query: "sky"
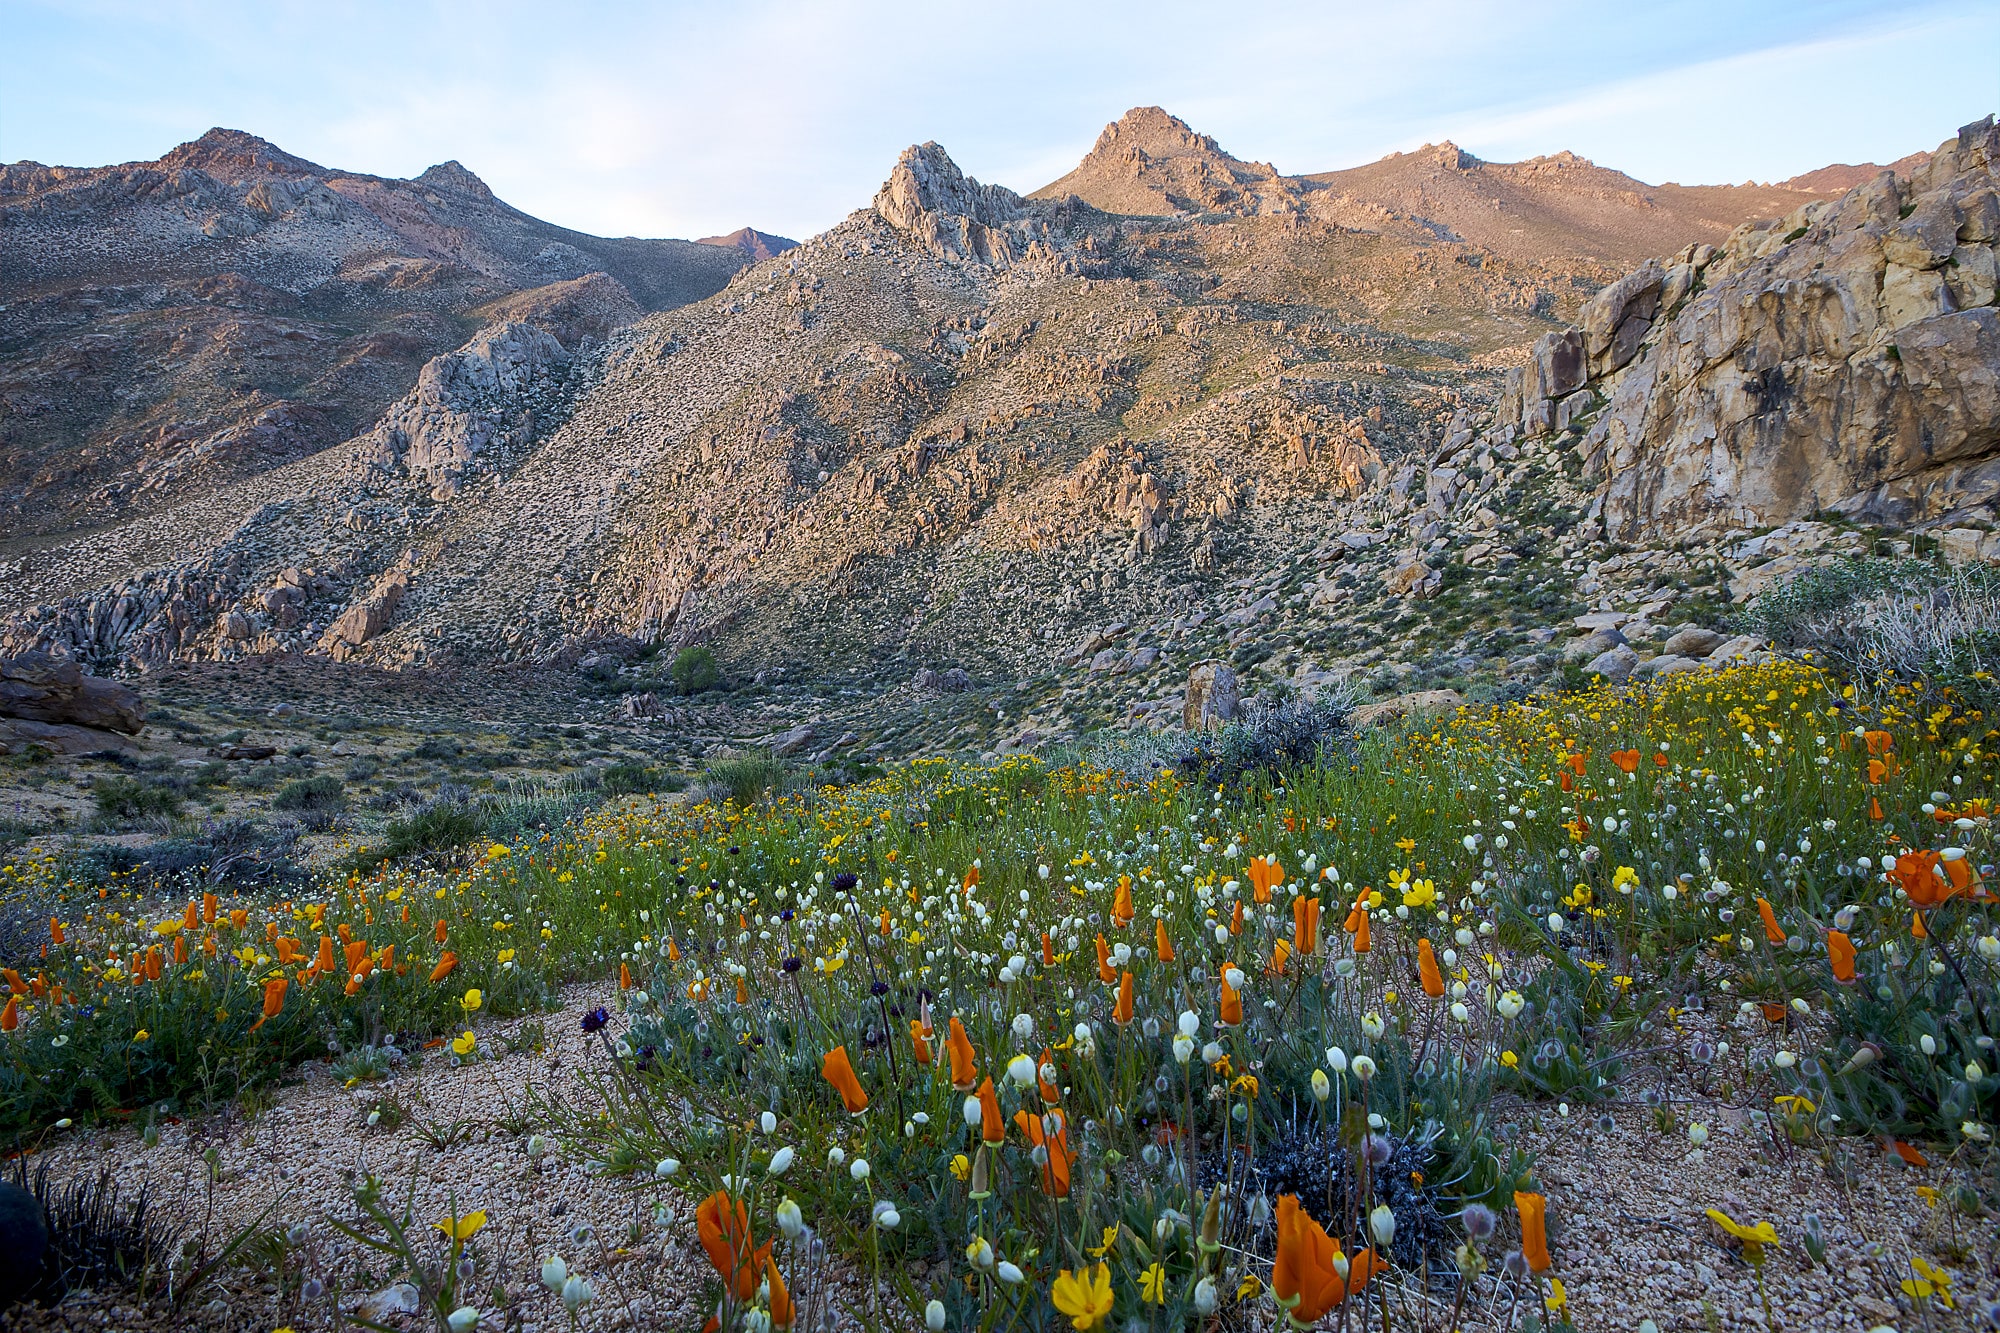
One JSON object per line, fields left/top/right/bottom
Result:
{"left": 5, "top": 0, "right": 1997, "bottom": 242}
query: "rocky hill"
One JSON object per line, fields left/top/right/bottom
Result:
{"left": 698, "top": 228, "right": 800, "bottom": 262}
{"left": 0, "top": 129, "right": 751, "bottom": 541}
{"left": 6, "top": 110, "right": 1993, "bottom": 762}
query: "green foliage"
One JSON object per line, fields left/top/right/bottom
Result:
{"left": 704, "top": 754, "right": 785, "bottom": 805}
{"left": 91, "top": 775, "right": 182, "bottom": 821}
{"left": 601, "top": 761, "right": 675, "bottom": 795}
{"left": 1745, "top": 556, "right": 2000, "bottom": 711}
{"left": 669, "top": 645, "right": 722, "bottom": 694}
{"left": 270, "top": 774, "right": 345, "bottom": 812}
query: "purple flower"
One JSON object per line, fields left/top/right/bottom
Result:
{"left": 581, "top": 1007, "right": 611, "bottom": 1033}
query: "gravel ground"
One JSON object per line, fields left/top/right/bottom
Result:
{"left": 5, "top": 984, "right": 1994, "bottom": 1332}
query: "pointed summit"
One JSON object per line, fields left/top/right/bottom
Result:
{"left": 873, "top": 142, "right": 1046, "bottom": 269}
{"left": 1031, "top": 107, "right": 1296, "bottom": 217}
{"left": 159, "top": 128, "right": 325, "bottom": 180}
{"left": 417, "top": 160, "right": 494, "bottom": 200}
{"left": 696, "top": 227, "right": 799, "bottom": 261}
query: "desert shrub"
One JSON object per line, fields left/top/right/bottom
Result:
{"left": 270, "top": 774, "right": 344, "bottom": 812}
{"left": 10, "top": 1163, "right": 182, "bottom": 1300}
{"left": 91, "top": 775, "right": 182, "bottom": 821}
{"left": 601, "top": 760, "right": 676, "bottom": 795}
{"left": 704, "top": 754, "right": 784, "bottom": 805}
{"left": 669, "top": 645, "right": 721, "bottom": 694}
{"left": 1176, "top": 690, "right": 1356, "bottom": 788}
{"left": 1745, "top": 557, "right": 2000, "bottom": 710}
{"left": 367, "top": 801, "right": 486, "bottom": 865}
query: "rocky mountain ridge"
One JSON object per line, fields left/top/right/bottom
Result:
{"left": 6, "top": 110, "right": 1993, "bottom": 761}
{"left": 1, "top": 128, "right": 752, "bottom": 539}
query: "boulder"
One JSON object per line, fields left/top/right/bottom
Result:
{"left": 1635, "top": 654, "right": 1702, "bottom": 678}
{"left": 1562, "top": 629, "right": 1625, "bottom": 662}
{"left": 769, "top": 725, "right": 816, "bottom": 758}
{"left": 0, "top": 717, "right": 138, "bottom": 755}
{"left": 1183, "top": 661, "right": 1241, "bottom": 732}
{"left": 0, "top": 1179, "right": 48, "bottom": 1307}
{"left": 1706, "top": 634, "right": 1770, "bottom": 663}
{"left": 0, "top": 651, "right": 144, "bottom": 734}
{"left": 1662, "top": 626, "right": 1725, "bottom": 657}
{"left": 1585, "top": 644, "right": 1640, "bottom": 683}
{"left": 1350, "top": 689, "right": 1464, "bottom": 730}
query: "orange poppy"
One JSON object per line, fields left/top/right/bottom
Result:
{"left": 1609, "top": 748, "right": 1639, "bottom": 774}
{"left": 820, "top": 1046, "right": 868, "bottom": 1114}
{"left": 766, "top": 1255, "right": 794, "bottom": 1329}
{"left": 145, "top": 946, "right": 162, "bottom": 981}
{"left": 435, "top": 919, "right": 448, "bottom": 944}
{"left": 1013, "top": 1106, "right": 1074, "bottom": 1197}
{"left": 1565, "top": 752, "right": 1587, "bottom": 775}
{"left": 1273, "top": 1194, "right": 1381, "bottom": 1320}
{"left": 202, "top": 893, "right": 218, "bottom": 924}
{"left": 1268, "top": 938, "right": 1293, "bottom": 976}
{"left": 947, "top": 1016, "right": 978, "bottom": 1091}
{"left": 1095, "top": 934, "right": 1115, "bottom": 984}
{"left": 978, "top": 1076, "right": 1005, "bottom": 1146}
{"left": 1112, "top": 875, "right": 1134, "bottom": 926}
{"left": 1826, "top": 930, "right": 1855, "bottom": 983}
{"left": 1892, "top": 850, "right": 1950, "bottom": 906}
{"left": 695, "top": 1191, "right": 769, "bottom": 1300}
{"left": 429, "top": 952, "right": 458, "bottom": 984}
{"left": 1042, "top": 931, "right": 1056, "bottom": 966}
{"left": 910, "top": 1018, "right": 933, "bottom": 1066}
{"left": 1515, "top": 1191, "right": 1551, "bottom": 1272}
{"left": 1155, "top": 918, "right": 1175, "bottom": 963}
{"left": 182, "top": 901, "right": 200, "bottom": 932}
{"left": 1219, "top": 977, "right": 1243, "bottom": 1026}
{"left": 620, "top": 962, "right": 634, "bottom": 990}
{"left": 1248, "top": 856, "right": 1284, "bottom": 903}
{"left": 48, "top": 918, "right": 63, "bottom": 946}
{"left": 1293, "top": 895, "right": 1320, "bottom": 956}
{"left": 1756, "top": 898, "right": 1785, "bottom": 945}
{"left": 1417, "top": 938, "right": 1444, "bottom": 998}
{"left": 1867, "top": 758, "right": 1888, "bottom": 785}
{"left": 1863, "top": 729, "right": 1894, "bottom": 755}
{"left": 1112, "top": 971, "right": 1135, "bottom": 1026}
{"left": 1886, "top": 1139, "right": 1929, "bottom": 1167}
{"left": 1347, "top": 891, "right": 1372, "bottom": 953}
{"left": 1559, "top": 770, "right": 1575, "bottom": 793}
{"left": 0, "top": 996, "right": 16, "bottom": 1032}
{"left": 1652, "top": 752, "right": 1670, "bottom": 768}
{"left": 1869, "top": 797, "right": 1885, "bottom": 821}
{"left": 249, "top": 976, "right": 288, "bottom": 1032}
{"left": 1229, "top": 900, "right": 1244, "bottom": 936}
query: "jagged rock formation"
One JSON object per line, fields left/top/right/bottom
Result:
{"left": 0, "top": 129, "right": 754, "bottom": 536}
{"left": 872, "top": 143, "right": 1064, "bottom": 271}
{"left": 1450, "top": 116, "right": 2000, "bottom": 545}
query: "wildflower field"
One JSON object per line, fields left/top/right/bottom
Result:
{"left": 5, "top": 660, "right": 1998, "bottom": 1330}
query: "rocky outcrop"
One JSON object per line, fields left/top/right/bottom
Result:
{"left": 353, "top": 321, "right": 578, "bottom": 499}
{"left": 1470, "top": 116, "right": 2000, "bottom": 546}
{"left": 1184, "top": 660, "right": 1241, "bottom": 731}
{"left": 322, "top": 560, "right": 413, "bottom": 657}
{"left": 0, "top": 652, "right": 143, "bottom": 733}
{"left": 872, "top": 143, "right": 1061, "bottom": 271}
{"left": 1030, "top": 107, "right": 1300, "bottom": 217}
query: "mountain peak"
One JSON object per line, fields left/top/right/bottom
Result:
{"left": 874, "top": 142, "right": 1026, "bottom": 232}
{"left": 696, "top": 227, "right": 799, "bottom": 261}
{"left": 417, "top": 160, "right": 493, "bottom": 199}
{"left": 159, "top": 127, "right": 325, "bottom": 180}
{"left": 1032, "top": 107, "right": 1290, "bottom": 216}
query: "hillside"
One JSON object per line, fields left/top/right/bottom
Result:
{"left": 6, "top": 111, "right": 1994, "bottom": 766}
{"left": 0, "top": 129, "right": 751, "bottom": 541}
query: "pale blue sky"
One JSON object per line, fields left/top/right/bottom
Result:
{"left": 5, "top": 1, "right": 1996, "bottom": 241}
